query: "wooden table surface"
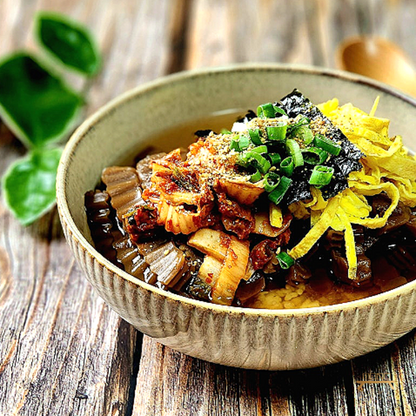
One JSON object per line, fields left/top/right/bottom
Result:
{"left": 2, "top": 0, "right": 416, "bottom": 415}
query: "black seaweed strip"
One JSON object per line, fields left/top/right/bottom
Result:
{"left": 277, "top": 89, "right": 364, "bottom": 204}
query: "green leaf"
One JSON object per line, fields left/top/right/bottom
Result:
{"left": 35, "top": 12, "right": 101, "bottom": 76}
{"left": 0, "top": 53, "right": 83, "bottom": 148}
{"left": 2, "top": 148, "right": 63, "bottom": 225}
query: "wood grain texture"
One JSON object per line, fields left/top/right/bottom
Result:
{"left": 0, "top": 172, "right": 136, "bottom": 416}
{"left": 393, "top": 332, "right": 416, "bottom": 415}
{"left": 133, "top": 0, "right": 416, "bottom": 415}
{"left": 351, "top": 342, "right": 404, "bottom": 416}
{"left": 2, "top": 0, "right": 416, "bottom": 415}
{"left": 134, "top": 336, "right": 352, "bottom": 416}
{"left": 0, "top": 0, "right": 174, "bottom": 415}
{"left": 185, "top": 0, "right": 314, "bottom": 69}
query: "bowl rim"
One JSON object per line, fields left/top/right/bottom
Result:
{"left": 57, "top": 62, "right": 416, "bottom": 317}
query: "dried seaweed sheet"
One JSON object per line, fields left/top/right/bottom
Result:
{"left": 277, "top": 89, "right": 363, "bottom": 205}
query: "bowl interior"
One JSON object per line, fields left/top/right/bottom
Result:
{"left": 59, "top": 64, "right": 416, "bottom": 290}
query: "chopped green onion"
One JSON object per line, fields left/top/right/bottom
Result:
{"left": 286, "top": 139, "right": 304, "bottom": 167}
{"left": 267, "top": 153, "right": 282, "bottom": 166}
{"left": 221, "top": 128, "right": 232, "bottom": 134}
{"left": 309, "top": 165, "right": 334, "bottom": 186}
{"left": 280, "top": 156, "right": 294, "bottom": 176}
{"left": 288, "top": 116, "right": 309, "bottom": 138}
{"left": 237, "top": 153, "right": 249, "bottom": 167}
{"left": 302, "top": 147, "right": 328, "bottom": 165}
{"left": 250, "top": 169, "right": 262, "bottom": 182}
{"left": 257, "top": 103, "right": 287, "bottom": 118}
{"left": 274, "top": 107, "right": 287, "bottom": 117}
{"left": 229, "top": 134, "right": 250, "bottom": 152}
{"left": 266, "top": 124, "right": 287, "bottom": 142}
{"left": 248, "top": 128, "right": 262, "bottom": 145}
{"left": 230, "top": 138, "right": 240, "bottom": 151}
{"left": 263, "top": 172, "right": 280, "bottom": 193}
{"left": 238, "top": 134, "right": 250, "bottom": 151}
{"left": 268, "top": 153, "right": 282, "bottom": 166}
{"left": 296, "top": 116, "right": 309, "bottom": 125}
{"left": 313, "top": 134, "right": 342, "bottom": 156}
{"left": 268, "top": 176, "right": 292, "bottom": 204}
{"left": 239, "top": 151, "right": 271, "bottom": 173}
{"left": 296, "top": 125, "right": 314, "bottom": 145}
{"left": 257, "top": 103, "right": 275, "bottom": 118}
{"left": 251, "top": 145, "right": 268, "bottom": 154}
{"left": 276, "top": 251, "right": 295, "bottom": 269}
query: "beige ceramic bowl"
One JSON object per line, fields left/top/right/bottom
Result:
{"left": 57, "top": 64, "right": 416, "bottom": 370}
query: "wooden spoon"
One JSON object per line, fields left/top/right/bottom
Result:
{"left": 337, "top": 36, "right": 416, "bottom": 97}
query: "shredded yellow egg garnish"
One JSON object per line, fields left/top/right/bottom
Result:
{"left": 287, "top": 97, "right": 416, "bottom": 280}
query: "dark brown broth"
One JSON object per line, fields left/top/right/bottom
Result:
{"left": 118, "top": 110, "right": 244, "bottom": 166}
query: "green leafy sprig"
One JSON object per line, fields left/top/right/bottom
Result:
{"left": 0, "top": 12, "right": 101, "bottom": 225}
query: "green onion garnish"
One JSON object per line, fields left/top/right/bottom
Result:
{"left": 257, "top": 103, "right": 287, "bottom": 118}
{"left": 274, "top": 107, "right": 287, "bottom": 117}
{"left": 230, "top": 134, "right": 250, "bottom": 152}
{"left": 302, "top": 147, "right": 328, "bottom": 165}
{"left": 237, "top": 153, "right": 249, "bottom": 167}
{"left": 251, "top": 145, "right": 268, "bottom": 154}
{"left": 239, "top": 151, "right": 271, "bottom": 174}
{"left": 238, "top": 134, "right": 250, "bottom": 151}
{"left": 280, "top": 156, "right": 294, "bottom": 176}
{"left": 250, "top": 169, "right": 262, "bottom": 183}
{"left": 248, "top": 128, "right": 262, "bottom": 145}
{"left": 288, "top": 116, "right": 309, "bottom": 138}
{"left": 266, "top": 124, "right": 287, "bottom": 142}
{"left": 286, "top": 139, "right": 304, "bottom": 167}
{"left": 309, "top": 165, "right": 334, "bottom": 186}
{"left": 313, "top": 134, "right": 342, "bottom": 156}
{"left": 276, "top": 251, "right": 295, "bottom": 269}
{"left": 296, "top": 125, "right": 314, "bottom": 145}
{"left": 263, "top": 172, "right": 280, "bottom": 193}
{"left": 268, "top": 153, "right": 282, "bottom": 166}
{"left": 230, "top": 138, "right": 240, "bottom": 151}
{"left": 221, "top": 128, "right": 232, "bottom": 134}
{"left": 268, "top": 176, "right": 292, "bottom": 204}
{"left": 257, "top": 103, "right": 276, "bottom": 118}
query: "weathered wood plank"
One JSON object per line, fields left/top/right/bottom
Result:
{"left": 393, "top": 332, "right": 416, "bottom": 415}
{"left": 185, "top": 0, "right": 314, "bottom": 69}
{"left": 133, "top": 336, "right": 352, "bottom": 416}
{"left": 348, "top": 330, "right": 416, "bottom": 416}
{"left": 350, "top": 342, "right": 404, "bottom": 416}
{"left": 166, "top": 0, "right": 193, "bottom": 74}
{"left": 86, "top": 0, "right": 175, "bottom": 113}
{"left": 395, "top": 0, "right": 416, "bottom": 61}
{"left": 0, "top": 169, "right": 137, "bottom": 415}
{"left": 0, "top": 0, "right": 175, "bottom": 415}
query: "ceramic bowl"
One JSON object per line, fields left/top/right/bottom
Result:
{"left": 56, "top": 64, "right": 416, "bottom": 370}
